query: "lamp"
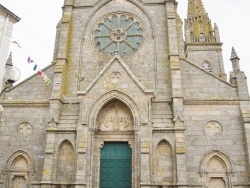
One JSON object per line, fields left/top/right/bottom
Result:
{"left": 0, "top": 66, "right": 21, "bottom": 97}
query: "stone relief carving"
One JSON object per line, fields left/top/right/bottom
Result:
{"left": 110, "top": 72, "right": 122, "bottom": 84}
{"left": 17, "top": 123, "right": 32, "bottom": 139}
{"left": 204, "top": 121, "right": 222, "bottom": 139}
{"left": 97, "top": 100, "right": 133, "bottom": 131}
{"left": 48, "top": 117, "right": 59, "bottom": 128}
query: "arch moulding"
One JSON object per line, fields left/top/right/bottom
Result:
{"left": 78, "top": 0, "right": 155, "bottom": 40}
{"left": 4, "top": 149, "right": 34, "bottom": 176}
{"left": 199, "top": 149, "right": 235, "bottom": 177}
{"left": 88, "top": 90, "right": 141, "bottom": 130}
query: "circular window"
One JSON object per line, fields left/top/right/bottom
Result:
{"left": 93, "top": 13, "right": 145, "bottom": 58}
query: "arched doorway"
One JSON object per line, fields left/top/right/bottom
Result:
{"left": 90, "top": 99, "right": 136, "bottom": 187}
{"left": 200, "top": 150, "right": 234, "bottom": 187}
{"left": 100, "top": 142, "right": 132, "bottom": 188}
{"left": 5, "top": 151, "right": 33, "bottom": 188}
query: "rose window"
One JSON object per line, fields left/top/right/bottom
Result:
{"left": 93, "top": 13, "right": 145, "bottom": 58}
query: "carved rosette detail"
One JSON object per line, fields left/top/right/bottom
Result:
{"left": 204, "top": 121, "right": 222, "bottom": 139}
{"left": 17, "top": 123, "right": 33, "bottom": 139}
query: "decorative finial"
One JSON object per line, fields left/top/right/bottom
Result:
{"left": 230, "top": 47, "right": 240, "bottom": 60}
{"left": 6, "top": 52, "right": 13, "bottom": 67}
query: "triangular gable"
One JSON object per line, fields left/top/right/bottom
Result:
{"left": 78, "top": 55, "right": 154, "bottom": 95}
{"left": 180, "top": 59, "right": 238, "bottom": 100}
{"left": 2, "top": 63, "right": 55, "bottom": 102}
{"left": 181, "top": 58, "right": 233, "bottom": 86}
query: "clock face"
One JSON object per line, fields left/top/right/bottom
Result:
{"left": 93, "top": 13, "right": 145, "bottom": 58}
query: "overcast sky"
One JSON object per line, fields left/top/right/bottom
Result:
{"left": 1, "top": 0, "right": 250, "bottom": 90}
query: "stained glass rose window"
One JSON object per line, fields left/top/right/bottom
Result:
{"left": 93, "top": 13, "right": 145, "bottom": 58}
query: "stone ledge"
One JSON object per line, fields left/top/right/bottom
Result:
{"left": 0, "top": 100, "right": 50, "bottom": 107}
{"left": 184, "top": 100, "right": 242, "bottom": 105}
{"left": 46, "top": 128, "right": 76, "bottom": 133}
{"left": 153, "top": 127, "right": 185, "bottom": 132}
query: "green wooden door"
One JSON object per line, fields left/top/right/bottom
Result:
{"left": 100, "top": 142, "right": 132, "bottom": 188}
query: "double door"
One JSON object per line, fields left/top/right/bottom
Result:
{"left": 100, "top": 142, "right": 132, "bottom": 188}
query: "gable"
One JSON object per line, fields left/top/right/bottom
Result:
{"left": 2, "top": 64, "right": 55, "bottom": 102}
{"left": 78, "top": 55, "right": 153, "bottom": 95}
{"left": 77, "top": 55, "right": 153, "bottom": 125}
{"left": 180, "top": 59, "right": 238, "bottom": 100}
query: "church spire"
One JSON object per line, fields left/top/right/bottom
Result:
{"left": 184, "top": 0, "right": 226, "bottom": 80}
{"left": 186, "top": 0, "right": 213, "bottom": 37}
{"left": 188, "top": 0, "right": 206, "bottom": 18}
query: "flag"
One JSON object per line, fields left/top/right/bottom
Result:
{"left": 43, "top": 75, "right": 49, "bottom": 82}
{"left": 45, "top": 79, "right": 52, "bottom": 86}
{"left": 27, "top": 57, "right": 34, "bottom": 64}
{"left": 33, "top": 64, "right": 37, "bottom": 71}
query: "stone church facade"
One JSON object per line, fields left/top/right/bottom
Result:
{"left": 0, "top": 0, "right": 250, "bottom": 187}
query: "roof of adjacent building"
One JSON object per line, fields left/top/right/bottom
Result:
{"left": 0, "top": 4, "right": 20, "bottom": 23}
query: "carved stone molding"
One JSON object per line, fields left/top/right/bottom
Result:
{"left": 204, "top": 121, "right": 222, "bottom": 139}
{"left": 17, "top": 123, "right": 33, "bottom": 140}
{"left": 97, "top": 100, "right": 133, "bottom": 131}
{"left": 110, "top": 71, "right": 122, "bottom": 84}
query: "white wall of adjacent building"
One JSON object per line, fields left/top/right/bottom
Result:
{"left": 0, "top": 5, "right": 20, "bottom": 91}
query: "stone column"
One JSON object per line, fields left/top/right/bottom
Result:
{"left": 41, "top": 121, "right": 57, "bottom": 186}
{"left": 171, "top": 57, "right": 187, "bottom": 188}
{"left": 241, "top": 110, "right": 250, "bottom": 178}
{"left": 140, "top": 126, "right": 152, "bottom": 187}
{"left": 49, "top": 2, "right": 74, "bottom": 121}
{"left": 175, "top": 131, "right": 187, "bottom": 187}
{"left": 165, "top": 2, "right": 187, "bottom": 187}
{"left": 74, "top": 124, "right": 88, "bottom": 188}
{"left": 134, "top": 127, "right": 140, "bottom": 188}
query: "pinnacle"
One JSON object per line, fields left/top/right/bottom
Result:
{"left": 230, "top": 47, "right": 240, "bottom": 60}
{"left": 5, "top": 52, "right": 13, "bottom": 67}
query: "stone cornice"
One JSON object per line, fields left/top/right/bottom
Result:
{"left": 183, "top": 99, "right": 250, "bottom": 105}
{"left": 0, "top": 100, "right": 50, "bottom": 107}
{"left": 153, "top": 127, "right": 185, "bottom": 132}
{"left": 46, "top": 128, "right": 76, "bottom": 133}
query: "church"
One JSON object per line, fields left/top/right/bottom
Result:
{"left": 0, "top": 0, "right": 250, "bottom": 187}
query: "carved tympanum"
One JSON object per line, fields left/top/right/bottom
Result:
{"left": 97, "top": 100, "right": 133, "bottom": 131}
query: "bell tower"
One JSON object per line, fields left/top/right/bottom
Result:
{"left": 185, "top": 0, "right": 227, "bottom": 80}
